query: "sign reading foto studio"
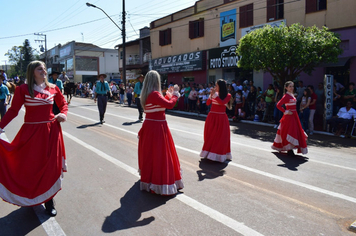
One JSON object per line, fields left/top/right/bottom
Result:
{"left": 151, "top": 51, "right": 203, "bottom": 73}
{"left": 209, "top": 46, "right": 239, "bottom": 69}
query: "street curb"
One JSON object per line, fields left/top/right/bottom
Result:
{"left": 350, "top": 220, "right": 356, "bottom": 232}
{"left": 115, "top": 101, "right": 339, "bottom": 137}
{"left": 166, "top": 110, "right": 338, "bottom": 136}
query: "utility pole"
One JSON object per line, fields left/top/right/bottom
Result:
{"left": 34, "top": 33, "right": 47, "bottom": 65}
{"left": 86, "top": 1, "right": 126, "bottom": 86}
{"left": 122, "top": 0, "right": 126, "bottom": 86}
{"left": 2, "top": 60, "right": 7, "bottom": 73}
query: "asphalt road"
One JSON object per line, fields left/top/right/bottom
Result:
{"left": 1, "top": 97, "right": 355, "bottom": 236}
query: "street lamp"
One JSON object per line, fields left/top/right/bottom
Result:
{"left": 86, "top": 2, "right": 126, "bottom": 86}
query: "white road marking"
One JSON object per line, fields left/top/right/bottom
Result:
{"left": 68, "top": 110, "right": 356, "bottom": 204}
{"left": 63, "top": 131, "right": 264, "bottom": 236}
{"left": 172, "top": 126, "right": 356, "bottom": 172}
{"left": 33, "top": 205, "right": 66, "bottom": 236}
{"left": 0, "top": 132, "right": 66, "bottom": 236}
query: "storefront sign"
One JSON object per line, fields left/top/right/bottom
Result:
{"left": 209, "top": 46, "right": 239, "bottom": 69}
{"left": 324, "top": 74, "right": 333, "bottom": 122}
{"left": 241, "top": 19, "right": 286, "bottom": 37}
{"left": 220, "top": 9, "right": 236, "bottom": 47}
{"left": 60, "top": 45, "right": 72, "bottom": 57}
{"left": 151, "top": 51, "right": 203, "bottom": 73}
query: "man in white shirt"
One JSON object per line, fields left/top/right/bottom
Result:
{"left": 327, "top": 101, "right": 356, "bottom": 135}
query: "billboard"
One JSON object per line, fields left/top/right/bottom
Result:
{"left": 220, "top": 9, "right": 236, "bottom": 47}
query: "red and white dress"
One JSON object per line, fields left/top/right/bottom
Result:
{"left": 0, "top": 83, "right": 68, "bottom": 206}
{"left": 200, "top": 93, "right": 232, "bottom": 162}
{"left": 138, "top": 91, "right": 183, "bottom": 195}
{"left": 271, "top": 92, "right": 308, "bottom": 154}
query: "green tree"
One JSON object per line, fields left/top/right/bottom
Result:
{"left": 5, "top": 39, "right": 37, "bottom": 77}
{"left": 236, "top": 23, "right": 343, "bottom": 86}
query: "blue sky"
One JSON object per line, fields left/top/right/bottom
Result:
{"left": 0, "top": 0, "right": 196, "bottom": 66}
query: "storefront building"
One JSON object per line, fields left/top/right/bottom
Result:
{"left": 45, "top": 41, "right": 118, "bottom": 83}
{"left": 151, "top": 50, "right": 207, "bottom": 86}
{"left": 150, "top": 0, "right": 356, "bottom": 90}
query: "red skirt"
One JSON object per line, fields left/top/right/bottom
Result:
{"left": 271, "top": 113, "right": 308, "bottom": 154}
{"left": 138, "top": 119, "right": 183, "bottom": 195}
{"left": 0, "top": 120, "right": 66, "bottom": 206}
{"left": 200, "top": 112, "right": 232, "bottom": 162}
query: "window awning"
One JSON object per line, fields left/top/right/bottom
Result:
{"left": 319, "top": 57, "right": 352, "bottom": 67}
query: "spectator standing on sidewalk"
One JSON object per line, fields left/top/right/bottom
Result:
{"left": 134, "top": 74, "right": 144, "bottom": 120}
{"left": 184, "top": 82, "right": 191, "bottom": 112}
{"left": 0, "top": 75, "right": 11, "bottom": 119}
{"left": 273, "top": 86, "right": 283, "bottom": 128}
{"left": 262, "top": 84, "right": 275, "bottom": 122}
{"left": 296, "top": 80, "right": 306, "bottom": 112}
{"left": 94, "top": 74, "right": 112, "bottom": 124}
{"left": 126, "top": 86, "right": 133, "bottom": 106}
{"left": 119, "top": 83, "right": 125, "bottom": 105}
{"left": 299, "top": 88, "right": 311, "bottom": 131}
{"left": 111, "top": 82, "right": 118, "bottom": 101}
{"left": 307, "top": 85, "right": 317, "bottom": 135}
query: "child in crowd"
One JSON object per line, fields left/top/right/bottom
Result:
{"left": 256, "top": 97, "right": 266, "bottom": 121}
{"left": 234, "top": 90, "right": 244, "bottom": 117}
{"left": 200, "top": 90, "right": 207, "bottom": 114}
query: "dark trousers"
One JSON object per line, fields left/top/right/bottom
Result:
{"left": 0, "top": 99, "right": 7, "bottom": 119}
{"left": 97, "top": 95, "right": 108, "bottom": 121}
{"left": 298, "top": 108, "right": 310, "bottom": 131}
{"left": 127, "top": 93, "right": 132, "bottom": 106}
{"left": 135, "top": 97, "right": 143, "bottom": 119}
{"left": 327, "top": 117, "right": 353, "bottom": 132}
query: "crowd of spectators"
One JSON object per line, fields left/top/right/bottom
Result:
{"left": 72, "top": 77, "right": 356, "bottom": 137}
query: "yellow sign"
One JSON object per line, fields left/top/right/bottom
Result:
{"left": 222, "top": 22, "right": 235, "bottom": 38}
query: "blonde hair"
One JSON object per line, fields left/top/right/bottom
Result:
{"left": 284, "top": 81, "right": 294, "bottom": 94}
{"left": 26, "top": 60, "right": 52, "bottom": 98}
{"left": 140, "top": 70, "right": 161, "bottom": 108}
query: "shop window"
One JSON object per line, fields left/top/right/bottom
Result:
{"left": 239, "top": 3, "right": 253, "bottom": 28}
{"left": 267, "top": 0, "right": 284, "bottom": 22}
{"left": 159, "top": 28, "right": 172, "bottom": 46}
{"left": 189, "top": 18, "right": 204, "bottom": 39}
{"left": 182, "top": 77, "right": 194, "bottom": 83}
{"left": 306, "top": 0, "right": 327, "bottom": 13}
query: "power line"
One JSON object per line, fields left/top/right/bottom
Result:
{"left": 0, "top": 15, "right": 119, "bottom": 40}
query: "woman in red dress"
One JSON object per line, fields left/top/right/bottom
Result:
{"left": 200, "top": 79, "right": 233, "bottom": 162}
{"left": 0, "top": 61, "right": 68, "bottom": 216}
{"left": 138, "top": 70, "right": 183, "bottom": 195}
{"left": 271, "top": 81, "right": 308, "bottom": 156}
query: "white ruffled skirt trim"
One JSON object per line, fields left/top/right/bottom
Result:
{"left": 200, "top": 150, "right": 232, "bottom": 163}
{"left": 271, "top": 134, "right": 308, "bottom": 154}
{"left": 140, "top": 179, "right": 184, "bottom": 195}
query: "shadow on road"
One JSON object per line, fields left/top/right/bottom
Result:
{"left": 101, "top": 181, "right": 175, "bottom": 233}
{"left": 76, "top": 122, "right": 101, "bottom": 129}
{"left": 196, "top": 159, "right": 229, "bottom": 181}
{"left": 0, "top": 207, "right": 41, "bottom": 235}
{"left": 272, "top": 151, "right": 309, "bottom": 171}
{"left": 231, "top": 123, "right": 356, "bottom": 149}
{"left": 122, "top": 120, "right": 142, "bottom": 126}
